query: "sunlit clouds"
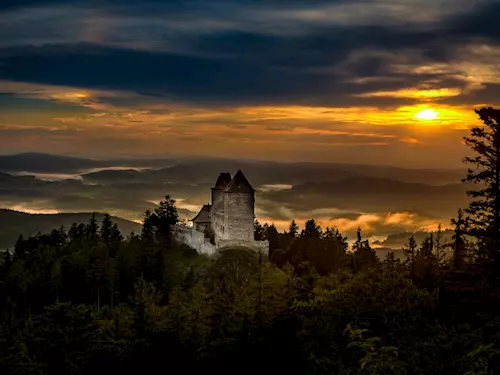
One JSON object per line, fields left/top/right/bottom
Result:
{"left": 1, "top": 0, "right": 500, "bottom": 167}
{"left": 256, "top": 210, "right": 450, "bottom": 243}
{"left": 414, "top": 109, "right": 438, "bottom": 121}
{"left": 356, "top": 88, "right": 462, "bottom": 100}
{"left": 0, "top": 78, "right": 484, "bottom": 166}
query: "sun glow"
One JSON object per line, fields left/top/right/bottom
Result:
{"left": 414, "top": 108, "right": 438, "bottom": 120}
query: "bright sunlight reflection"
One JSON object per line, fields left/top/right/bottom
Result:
{"left": 414, "top": 108, "right": 438, "bottom": 121}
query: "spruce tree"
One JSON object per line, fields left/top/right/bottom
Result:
{"left": 288, "top": 220, "right": 299, "bottom": 237}
{"left": 451, "top": 209, "right": 469, "bottom": 269}
{"left": 463, "top": 107, "right": 500, "bottom": 260}
{"left": 86, "top": 213, "right": 99, "bottom": 246}
{"left": 254, "top": 218, "right": 264, "bottom": 240}
{"left": 403, "top": 235, "right": 417, "bottom": 277}
{"left": 100, "top": 213, "right": 113, "bottom": 247}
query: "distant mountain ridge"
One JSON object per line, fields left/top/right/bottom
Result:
{"left": 0, "top": 153, "right": 466, "bottom": 185}
{"left": 287, "top": 177, "right": 468, "bottom": 195}
{"left": 0, "top": 153, "right": 471, "bottom": 244}
{"left": 0, "top": 153, "right": 101, "bottom": 173}
{"left": 0, "top": 209, "right": 142, "bottom": 250}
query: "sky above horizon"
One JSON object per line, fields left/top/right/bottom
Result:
{"left": 2, "top": 0, "right": 500, "bottom": 168}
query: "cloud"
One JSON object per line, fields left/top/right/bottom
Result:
{"left": 1, "top": 0, "right": 500, "bottom": 166}
{"left": 257, "top": 209, "right": 448, "bottom": 242}
{"left": 356, "top": 88, "right": 462, "bottom": 99}
{"left": 1, "top": 0, "right": 499, "bottom": 107}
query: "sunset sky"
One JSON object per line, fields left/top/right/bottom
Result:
{"left": 1, "top": 0, "right": 500, "bottom": 167}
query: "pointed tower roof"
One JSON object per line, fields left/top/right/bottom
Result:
{"left": 191, "top": 204, "right": 212, "bottom": 222}
{"left": 225, "top": 170, "right": 255, "bottom": 193}
{"left": 213, "top": 172, "right": 232, "bottom": 189}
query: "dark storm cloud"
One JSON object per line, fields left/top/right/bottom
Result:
{"left": 449, "top": 1, "right": 500, "bottom": 39}
{"left": 1, "top": 0, "right": 500, "bottom": 106}
{"left": 0, "top": 0, "right": 351, "bottom": 12}
{"left": 0, "top": 42, "right": 394, "bottom": 106}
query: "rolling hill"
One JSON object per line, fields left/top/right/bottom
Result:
{"left": 0, "top": 209, "right": 142, "bottom": 250}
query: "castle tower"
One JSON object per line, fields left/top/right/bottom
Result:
{"left": 185, "top": 170, "right": 268, "bottom": 255}
{"left": 211, "top": 172, "right": 232, "bottom": 241}
{"left": 211, "top": 173, "right": 232, "bottom": 207}
{"left": 222, "top": 170, "right": 255, "bottom": 241}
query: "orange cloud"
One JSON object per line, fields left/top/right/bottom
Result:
{"left": 356, "top": 88, "right": 462, "bottom": 99}
{"left": 400, "top": 137, "right": 420, "bottom": 144}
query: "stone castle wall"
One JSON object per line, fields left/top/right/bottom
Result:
{"left": 224, "top": 192, "right": 254, "bottom": 241}
{"left": 178, "top": 171, "right": 268, "bottom": 256}
{"left": 174, "top": 225, "right": 216, "bottom": 255}
{"left": 211, "top": 193, "right": 225, "bottom": 241}
{"left": 217, "top": 239, "right": 269, "bottom": 254}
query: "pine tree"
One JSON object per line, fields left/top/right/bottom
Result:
{"left": 154, "top": 196, "right": 179, "bottom": 250}
{"left": 463, "top": 107, "right": 500, "bottom": 260}
{"left": 403, "top": 235, "right": 417, "bottom": 277}
{"left": 451, "top": 209, "right": 469, "bottom": 269}
{"left": 86, "top": 213, "right": 99, "bottom": 246}
{"left": 352, "top": 227, "right": 377, "bottom": 272}
{"left": 100, "top": 213, "right": 113, "bottom": 247}
{"left": 69, "top": 223, "right": 85, "bottom": 243}
{"left": 434, "top": 224, "right": 446, "bottom": 266}
{"left": 419, "top": 233, "right": 434, "bottom": 258}
{"left": 140, "top": 210, "right": 157, "bottom": 281}
{"left": 265, "top": 224, "right": 280, "bottom": 255}
{"left": 154, "top": 196, "right": 179, "bottom": 226}
{"left": 254, "top": 218, "right": 264, "bottom": 241}
{"left": 302, "top": 219, "right": 321, "bottom": 237}
{"left": 141, "top": 210, "right": 155, "bottom": 242}
{"left": 288, "top": 220, "right": 299, "bottom": 237}
{"left": 14, "top": 234, "right": 25, "bottom": 259}
{"left": 109, "top": 223, "right": 123, "bottom": 258}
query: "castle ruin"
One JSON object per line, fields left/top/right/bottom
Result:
{"left": 175, "top": 170, "right": 269, "bottom": 255}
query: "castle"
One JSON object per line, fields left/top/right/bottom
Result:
{"left": 175, "top": 170, "right": 268, "bottom": 255}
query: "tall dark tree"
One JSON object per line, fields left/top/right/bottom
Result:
{"left": 154, "top": 196, "right": 179, "bottom": 226}
{"left": 141, "top": 210, "right": 155, "bottom": 243}
{"left": 302, "top": 219, "right": 321, "bottom": 238}
{"left": 153, "top": 196, "right": 179, "bottom": 249}
{"left": 403, "top": 235, "right": 418, "bottom": 277}
{"left": 109, "top": 223, "right": 123, "bottom": 257}
{"left": 451, "top": 209, "right": 469, "bottom": 269}
{"left": 419, "top": 233, "right": 434, "bottom": 258}
{"left": 288, "top": 220, "right": 299, "bottom": 237}
{"left": 264, "top": 224, "right": 280, "bottom": 254}
{"left": 69, "top": 223, "right": 85, "bottom": 243}
{"left": 463, "top": 107, "right": 500, "bottom": 259}
{"left": 434, "top": 224, "right": 446, "bottom": 266}
{"left": 100, "top": 213, "right": 113, "bottom": 248}
{"left": 254, "top": 218, "right": 264, "bottom": 241}
{"left": 14, "top": 234, "right": 26, "bottom": 259}
{"left": 86, "top": 213, "right": 99, "bottom": 246}
{"left": 351, "top": 227, "right": 377, "bottom": 272}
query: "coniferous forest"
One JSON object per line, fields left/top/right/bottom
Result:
{"left": 3, "top": 108, "right": 500, "bottom": 374}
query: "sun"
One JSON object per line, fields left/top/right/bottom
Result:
{"left": 414, "top": 108, "right": 438, "bottom": 121}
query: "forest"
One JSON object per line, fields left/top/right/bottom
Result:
{"left": 2, "top": 108, "right": 500, "bottom": 374}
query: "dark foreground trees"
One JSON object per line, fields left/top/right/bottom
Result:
{"left": 463, "top": 107, "right": 500, "bottom": 261}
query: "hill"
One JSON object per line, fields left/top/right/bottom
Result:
{"left": 0, "top": 153, "right": 102, "bottom": 173}
{"left": 0, "top": 209, "right": 142, "bottom": 250}
{"left": 2, "top": 153, "right": 466, "bottom": 186}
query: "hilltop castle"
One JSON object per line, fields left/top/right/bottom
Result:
{"left": 175, "top": 170, "right": 268, "bottom": 255}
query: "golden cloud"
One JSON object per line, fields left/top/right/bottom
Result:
{"left": 356, "top": 88, "right": 462, "bottom": 99}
